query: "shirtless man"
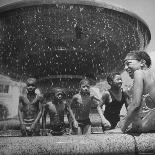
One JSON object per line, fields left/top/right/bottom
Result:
{"left": 70, "top": 79, "right": 108, "bottom": 135}
{"left": 121, "top": 50, "right": 155, "bottom": 133}
{"left": 97, "top": 72, "right": 129, "bottom": 131}
{"left": 42, "top": 87, "right": 75, "bottom": 136}
{"left": 18, "top": 78, "right": 43, "bottom": 136}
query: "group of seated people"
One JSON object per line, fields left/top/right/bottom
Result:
{"left": 18, "top": 50, "right": 155, "bottom": 136}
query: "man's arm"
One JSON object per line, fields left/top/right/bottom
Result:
{"left": 96, "top": 91, "right": 111, "bottom": 130}
{"left": 42, "top": 103, "right": 47, "bottom": 130}
{"left": 18, "top": 96, "right": 24, "bottom": 125}
{"left": 18, "top": 96, "right": 27, "bottom": 133}
{"left": 121, "top": 70, "right": 144, "bottom": 133}
{"left": 124, "top": 91, "right": 130, "bottom": 109}
{"left": 31, "top": 96, "right": 44, "bottom": 129}
{"left": 65, "top": 100, "right": 76, "bottom": 122}
{"left": 67, "top": 96, "right": 78, "bottom": 128}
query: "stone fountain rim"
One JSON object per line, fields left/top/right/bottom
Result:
{"left": 0, "top": 0, "right": 151, "bottom": 43}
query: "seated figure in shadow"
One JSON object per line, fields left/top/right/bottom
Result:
{"left": 18, "top": 78, "right": 43, "bottom": 136}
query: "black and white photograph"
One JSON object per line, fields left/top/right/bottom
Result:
{"left": 0, "top": 0, "right": 155, "bottom": 154}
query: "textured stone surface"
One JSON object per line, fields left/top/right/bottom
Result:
{"left": 1, "top": 130, "right": 155, "bottom": 154}
{"left": 134, "top": 133, "right": 155, "bottom": 154}
{"left": 0, "top": 134, "right": 135, "bottom": 155}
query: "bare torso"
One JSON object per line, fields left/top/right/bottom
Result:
{"left": 72, "top": 93, "right": 93, "bottom": 120}
{"left": 131, "top": 69, "right": 155, "bottom": 132}
{"left": 45, "top": 101, "right": 66, "bottom": 126}
{"left": 19, "top": 94, "right": 42, "bottom": 123}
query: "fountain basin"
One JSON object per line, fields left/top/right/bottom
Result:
{"left": 0, "top": 0, "right": 151, "bottom": 81}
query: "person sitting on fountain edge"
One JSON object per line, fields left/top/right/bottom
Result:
{"left": 18, "top": 78, "right": 44, "bottom": 136}
{"left": 121, "top": 50, "right": 155, "bottom": 133}
{"left": 70, "top": 78, "right": 109, "bottom": 135}
{"left": 97, "top": 72, "right": 129, "bottom": 131}
{"left": 42, "top": 87, "right": 75, "bottom": 136}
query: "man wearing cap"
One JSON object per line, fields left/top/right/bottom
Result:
{"left": 18, "top": 78, "right": 43, "bottom": 136}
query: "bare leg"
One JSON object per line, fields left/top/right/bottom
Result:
{"left": 83, "top": 125, "right": 91, "bottom": 135}
{"left": 141, "top": 109, "right": 155, "bottom": 132}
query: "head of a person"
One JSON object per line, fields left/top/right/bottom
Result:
{"left": 26, "top": 78, "right": 37, "bottom": 93}
{"left": 52, "top": 87, "right": 65, "bottom": 101}
{"left": 79, "top": 79, "right": 90, "bottom": 94}
{"left": 107, "top": 72, "right": 122, "bottom": 88}
{"left": 124, "top": 50, "right": 151, "bottom": 79}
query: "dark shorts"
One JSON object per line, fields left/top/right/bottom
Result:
{"left": 104, "top": 114, "right": 120, "bottom": 129}
{"left": 50, "top": 123, "right": 66, "bottom": 136}
{"left": 77, "top": 119, "right": 91, "bottom": 128}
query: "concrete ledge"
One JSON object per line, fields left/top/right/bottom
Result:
{"left": 0, "top": 133, "right": 155, "bottom": 154}
{"left": 135, "top": 133, "right": 155, "bottom": 155}
{"left": 0, "top": 134, "right": 135, "bottom": 155}
{"left": 0, "top": 133, "right": 155, "bottom": 155}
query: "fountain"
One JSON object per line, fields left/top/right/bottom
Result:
{"left": 0, "top": 0, "right": 154, "bottom": 155}
{"left": 0, "top": 0, "right": 151, "bottom": 82}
